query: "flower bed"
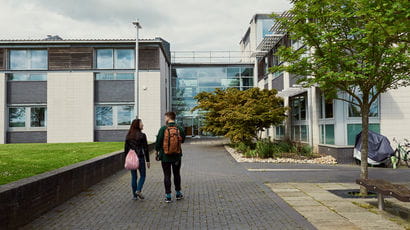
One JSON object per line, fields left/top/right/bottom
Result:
{"left": 225, "top": 145, "right": 337, "bottom": 164}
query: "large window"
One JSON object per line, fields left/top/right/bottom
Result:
{"left": 319, "top": 94, "right": 333, "bottom": 119}
{"left": 347, "top": 123, "right": 380, "bottom": 145}
{"left": 95, "top": 72, "right": 134, "bottom": 80}
{"left": 96, "top": 49, "right": 134, "bottom": 69}
{"left": 7, "top": 73, "right": 47, "bottom": 81}
{"left": 291, "top": 125, "right": 309, "bottom": 142}
{"left": 319, "top": 124, "right": 335, "bottom": 145}
{"left": 95, "top": 105, "right": 134, "bottom": 128}
{"left": 9, "top": 50, "right": 48, "bottom": 70}
{"left": 290, "top": 94, "right": 307, "bottom": 121}
{"left": 8, "top": 107, "right": 47, "bottom": 129}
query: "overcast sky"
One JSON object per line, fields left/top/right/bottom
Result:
{"left": 0, "top": 0, "right": 291, "bottom": 51}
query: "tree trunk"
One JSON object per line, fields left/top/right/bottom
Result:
{"left": 360, "top": 100, "right": 370, "bottom": 195}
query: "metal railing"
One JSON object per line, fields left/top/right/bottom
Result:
{"left": 171, "top": 51, "right": 253, "bottom": 64}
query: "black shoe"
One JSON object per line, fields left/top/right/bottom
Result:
{"left": 165, "top": 197, "right": 172, "bottom": 203}
{"left": 176, "top": 193, "right": 184, "bottom": 200}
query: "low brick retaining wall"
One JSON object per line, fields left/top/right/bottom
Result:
{"left": 318, "top": 144, "right": 354, "bottom": 164}
{"left": 0, "top": 143, "right": 155, "bottom": 229}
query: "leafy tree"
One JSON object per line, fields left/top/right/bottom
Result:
{"left": 193, "top": 88, "right": 287, "bottom": 144}
{"left": 270, "top": 0, "right": 410, "bottom": 194}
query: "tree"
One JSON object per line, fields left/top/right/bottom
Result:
{"left": 192, "top": 88, "right": 287, "bottom": 144}
{"left": 270, "top": 0, "right": 410, "bottom": 194}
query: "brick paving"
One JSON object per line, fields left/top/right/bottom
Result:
{"left": 22, "top": 142, "right": 314, "bottom": 230}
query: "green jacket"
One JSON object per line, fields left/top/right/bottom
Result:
{"left": 155, "top": 122, "right": 186, "bottom": 162}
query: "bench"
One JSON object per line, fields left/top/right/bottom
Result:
{"left": 356, "top": 179, "right": 410, "bottom": 210}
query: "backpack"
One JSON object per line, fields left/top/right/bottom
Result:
{"left": 163, "top": 125, "right": 182, "bottom": 154}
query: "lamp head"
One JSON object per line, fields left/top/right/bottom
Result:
{"left": 132, "top": 19, "right": 142, "bottom": 29}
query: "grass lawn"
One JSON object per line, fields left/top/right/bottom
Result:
{"left": 0, "top": 142, "right": 124, "bottom": 185}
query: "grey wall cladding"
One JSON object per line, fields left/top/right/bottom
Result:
{"left": 7, "top": 81, "right": 47, "bottom": 104}
{"left": 94, "top": 80, "right": 134, "bottom": 103}
{"left": 318, "top": 145, "right": 354, "bottom": 164}
{"left": 7, "top": 131, "right": 47, "bottom": 143}
{"left": 272, "top": 74, "right": 284, "bottom": 91}
{"left": 95, "top": 130, "right": 128, "bottom": 142}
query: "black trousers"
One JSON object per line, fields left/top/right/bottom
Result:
{"left": 161, "top": 161, "right": 181, "bottom": 194}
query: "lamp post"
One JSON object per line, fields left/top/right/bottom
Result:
{"left": 132, "top": 19, "right": 142, "bottom": 119}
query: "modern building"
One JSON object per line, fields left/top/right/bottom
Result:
{"left": 0, "top": 37, "right": 170, "bottom": 143}
{"left": 171, "top": 51, "right": 254, "bottom": 135}
{"left": 242, "top": 12, "right": 410, "bottom": 162}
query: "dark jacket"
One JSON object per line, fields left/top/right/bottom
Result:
{"left": 155, "top": 122, "right": 186, "bottom": 163}
{"left": 124, "top": 133, "right": 150, "bottom": 162}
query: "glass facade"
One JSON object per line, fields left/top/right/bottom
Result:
{"left": 7, "top": 73, "right": 47, "bottom": 81}
{"left": 171, "top": 65, "right": 253, "bottom": 136}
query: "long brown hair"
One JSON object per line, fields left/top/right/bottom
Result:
{"left": 126, "top": 119, "right": 143, "bottom": 140}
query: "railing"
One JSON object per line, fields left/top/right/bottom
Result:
{"left": 171, "top": 51, "right": 253, "bottom": 64}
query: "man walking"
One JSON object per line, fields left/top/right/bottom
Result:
{"left": 155, "top": 112, "right": 186, "bottom": 203}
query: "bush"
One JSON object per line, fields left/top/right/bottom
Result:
{"left": 255, "top": 139, "right": 276, "bottom": 158}
{"left": 244, "top": 149, "right": 258, "bottom": 158}
{"left": 234, "top": 139, "right": 314, "bottom": 159}
{"left": 237, "top": 142, "right": 251, "bottom": 153}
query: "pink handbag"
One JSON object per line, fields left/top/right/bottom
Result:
{"left": 124, "top": 150, "right": 140, "bottom": 170}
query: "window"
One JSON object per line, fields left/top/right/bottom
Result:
{"left": 348, "top": 100, "right": 379, "bottom": 117}
{"left": 8, "top": 107, "right": 47, "bottom": 129}
{"left": 95, "top": 105, "right": 134, "bottom": 128}
{"left": 347, "top": 92, "right": 379, "bottom": 117}
{"left": 9, "top": 50, "right": 48, "bottom": 70}
{"left": 96, "top": 49, "right": 134, "bottom": 69}
{"left": 7, "top": 73, "right": 47, "bottom": 81}
{"left": 319, "top": 94, "right": 333, "bottom": 119}
{"left": 9, "top": 108, "right": 25, "bottom": 127}
{"left": 241, "top": 67, "right": 253, "bottom": 77}
{"left": 227, "top": 67, "right": 241, "bottom": 78}
{"left": 95, "top": 72, "right": 134, "bottom": 80}
{"left": 290, "top": 94, "right": 307, "bottom": 121}
{"left": 319, "top": 124, "right": 335, "bottom": 145}
{"left": 347, "top": 123, "right": 380, "bottom": 145}
{"left": 31, "top": 108, "right": 46, "bottom": 127}
{"left": 276, "top": 125, "right": 285, "bottom": 139}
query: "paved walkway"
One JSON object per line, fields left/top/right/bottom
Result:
{"left": 267, "top": 183, "right": 409, "bottom": 230}
{"left": 23, "top": 142, "right": 314, "bottom": 230}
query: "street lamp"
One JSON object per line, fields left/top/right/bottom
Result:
{"left": 132, "top": 19, "right": 142, "bottom": 119}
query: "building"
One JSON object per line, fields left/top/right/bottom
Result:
{"left": 0, "top": 37, "right": 170, "bottom": 143}
{"left": 242, "top": 12, "right": 410, "bottom": 162}
{"left": 171, "top": 51, "right": 254, "bottom": 136}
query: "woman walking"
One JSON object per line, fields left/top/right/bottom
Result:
{"left": 124, "top": 119, "right": 150, "bottom": 200}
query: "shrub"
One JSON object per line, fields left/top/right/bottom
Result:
{"left": 255, "top": 139, "right": 276, "bottom": 158}
{"left": 237, "top": 142, "right": 250, "bottom": 153}
{"left": 244, "top": 149, "right": 258, "bottom": 158}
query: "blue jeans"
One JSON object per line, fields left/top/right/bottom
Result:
{"left": 130, "top": 157, "right": 146, "bottom": 197}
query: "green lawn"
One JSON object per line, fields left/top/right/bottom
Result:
{"left": 0, "top": 142, "right": 124, "bottom": 185}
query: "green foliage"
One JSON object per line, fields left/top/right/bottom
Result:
{"left": 236, "top": 139, "right": 313, "bottom": 159}
{"left": 0, "top": 142, "right": 124, "bottom": 185}
{"left": 255, "top": 139, "right": 278, "bottom": 158}
{"left": 193, "top": 88, "right": 287, "bottom": 144}
{"left": 269, "top": 0, "right": 410, "bottom": 184}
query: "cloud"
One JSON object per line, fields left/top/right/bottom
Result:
{"left": 0, "top": 0, "right": 291, "bottom": 50}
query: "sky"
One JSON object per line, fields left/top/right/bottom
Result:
{"left": 0, "top": 0, "right": 291, "bottom": 51}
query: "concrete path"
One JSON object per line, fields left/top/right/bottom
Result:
{"left": 23, "top": 142, "right": 315, "bottom": 230}
{"left": 267, "top": 183, "right": 410, "bottom": 230}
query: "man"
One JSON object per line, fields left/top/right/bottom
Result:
{"left": 155, "top": 112, "right": 186, "bottom": 203}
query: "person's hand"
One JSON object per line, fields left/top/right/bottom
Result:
{"left": 155, "top": 152, "right": 160, "bottom": 161}
{"left": 146, "top": 162, "right": 151, "bottom": 169}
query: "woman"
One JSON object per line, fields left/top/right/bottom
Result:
{"left": 124, "top": 119, "right": 150, "bottom": 200}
